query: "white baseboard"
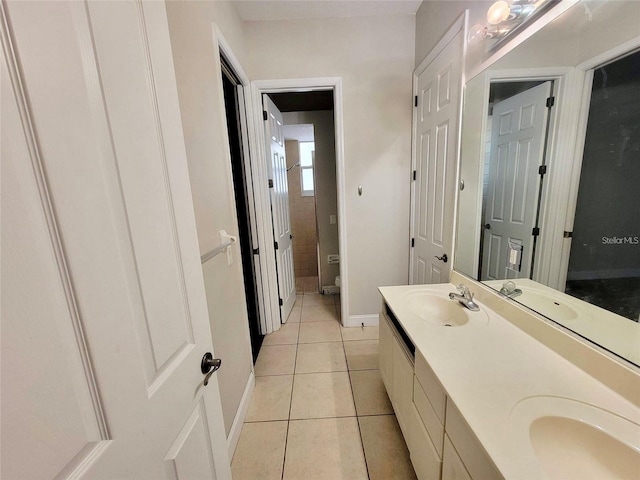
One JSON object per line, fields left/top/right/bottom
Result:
{"left": 227, "top": 371, "right": 255, "bottom": 459}
{"left": 344, "top": 314, "right": 379, "bottom": 328}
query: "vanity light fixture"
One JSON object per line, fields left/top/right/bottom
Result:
{"left": 469, "top": 0, "right": 556, "bottom": 45}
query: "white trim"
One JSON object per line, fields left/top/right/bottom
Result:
{"left": 344, "top": 314, "right": 379, "bottom": 328}
{"left": 576, "top": 36, "right": 640, "bottom": 71}
{"left": 226, "top": 372, "right": 255, "bottom": 459}
{"left": 248, "top": 78, "right": 348, "bottom": 329}
{"left": 410, "top": 12, "right": 467, "bottom": 284}
{"left": 466, "top": 0, "right": 580, "bottom": 81}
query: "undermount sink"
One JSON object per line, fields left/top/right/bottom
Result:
{"left": 510, "top": 396, "right": 640, "bottom": 479}
{"left": 401, "top": 290, "right": 488, "bottom": 327}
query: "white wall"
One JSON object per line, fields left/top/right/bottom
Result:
{"left": 247, "top": 15, "right": 415, "bottom": 317}
{"left": 415, "top": 1, "right": 492, "bottom": 66}
{"left": 165, "top": 0, "right": 253, "bottom": 437}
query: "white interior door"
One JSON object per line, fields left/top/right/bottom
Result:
{"left": 263, "top": 95, "right": 296, "bottom": 322}
{"left": 411, "top": 32, "right": 463, "bottom": 284}
{"left": 1, "top": 2, "right": 230, "bottom": 478}
{"left": 482, "top": 82, "right": 552, "bottom": 281}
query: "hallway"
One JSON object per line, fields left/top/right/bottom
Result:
{"left": 231, "top": 292, "right": 416, "bottom": 479}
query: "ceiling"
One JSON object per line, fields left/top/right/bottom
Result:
{"left": 232, "top": 0, "right": 423, "bottom": 22}
{"left": 268, "top": 91, "right": 334, "bottom": 112}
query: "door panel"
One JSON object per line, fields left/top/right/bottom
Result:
{"left": 1, "top": 46, "right": 107, "bottom": 480}
{"left": 482, "top": 82, "right": 551, "bottom": 280}
{"left": 263, "top": 95, "right": 295, "bottom": 322}
{"left": 411, "top": 32, "right": 463, "bottom": 284}
{"left": 1, "top": 1, "right": 230, "bottom": 477}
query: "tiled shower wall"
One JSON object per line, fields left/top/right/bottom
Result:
{"left": 286, "top": 140, "right": 318, "bottom": 278}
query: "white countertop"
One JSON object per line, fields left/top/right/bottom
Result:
{"left": 378, "top": 282, "right": 640, "bottom": 479}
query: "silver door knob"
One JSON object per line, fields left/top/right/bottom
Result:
{"left": 201, "top": 352, "right": 222, "bottom": 386}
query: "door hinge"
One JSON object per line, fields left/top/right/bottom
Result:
{"left": 532, "top": 227, "right": 540, "bottom": 236}
{"left": 411, "top": 238, "right": 415, "bottom": 248}
{"left": 268, "top": 179, "right": 274, "bottom": 188}
{"left": 538, "top": 165, "right": 547, "bottom": 175}
{"left": 253, "top": 247, "right": 260, "bottom": 255}
{"left": 563, "top": 231, "right": 573, "bottom": 238}
{"left": 279, "top": 298, "right": 283, "bottom": 306}
{"left": 414, "top": 95, "right": 418, "bottom": 107}
{"left": 263, "top": 110, "right": 268, "bottom": 121}
{"left": 546, "top": 96, "right": 555, "bottom": 108}
{"left": 412, "top": 170, "right": 417, "bottom": 181}
{"left": 274, "top": 241, "right": 279, "bottom": 250}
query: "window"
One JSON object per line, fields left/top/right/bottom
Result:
{"left": 299, "top": 141, "right": 315, "bottom": 196}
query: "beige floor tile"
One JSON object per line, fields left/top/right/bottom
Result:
{"left": 344, "top": 340, "right": 379, "bottom": 371}
{"left": 283, "top": 418, "right": 368, "bottom": 480}
{"left": 231, "top": 421, "right": 288, "bottom": 480}
{"left": 290, "top": 372, "right": 356, "bottom": 419}
{"left": 294, "top": 294, "right": 303, "bottom": 306}
{"left": 263, "top": 322, "right": 300, "bottom": 346}
{"left": 302, "top": 292, "right": 334, "bottom": 306}
{"left": 350, "top": 369, "right": 393, "bottom": 416}
{"left": 295, "top": 342, "right": 347, "bottom": 373}
{"left": 287, "top": 306, "right": 302, "bottom": 323}
{"left": 341, "top": 325, "right": 379, "bottom": 341}
{"left": 300, "top": 304, "right": 339, "bottom": 323}
{"left": 298, "top": 321, "right": 342, "bottom": 343}
{"left": 254, "top": 345, "right": 297, "bottom": 376}
{"left": 245, "top": 375, "right": 293, "bottom": 422}
{"left": 359, "top": 415, "right": 417, "bottom": 480}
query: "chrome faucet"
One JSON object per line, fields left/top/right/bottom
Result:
{"left": 499, "top": 280, "right": 522, "bottom": 298}
{"left": 448, "top": 284, "right": 480, "bottom": 311}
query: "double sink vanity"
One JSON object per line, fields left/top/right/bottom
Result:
{"left": 378, "top": 273, "right": 640, "bottom": 480}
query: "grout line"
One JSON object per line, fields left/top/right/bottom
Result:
{"left": 343, "top": 334, "right": 371, "bottom": 480}
{"left": 280, "top": 329, "right": 300, "bottom": 480}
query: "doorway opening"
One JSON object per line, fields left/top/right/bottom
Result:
{"left": 265, "top": 90, "right": 340, "bottom": 303}
{"left": 566, "top": 50, "right": 640, "bottom": 321}
{"left": 479, "top": 79, "right": 553, "bottom": 281}
{"left": 220, "top": 56, "right": 264, "bottom": 362}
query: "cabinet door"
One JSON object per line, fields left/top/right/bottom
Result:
{"left": 392, "top": 339, "right": 414, "bottom": 439}
{"left": 443, "top": 435, "right": 472, "bottom": 480}
{"left": 379, "top": 312, "right": 394, "bottom": 392}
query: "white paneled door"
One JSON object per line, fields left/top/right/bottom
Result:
{"left": 263, "top": 95, "right": 296, "bottom": 322}
{"left": 411, "top": 31, "right": 464, "bottom": 284}
{"left": 1, "top": 2, "right": 230, "bottom": 478}
{"left": 482, "top": 82, "right": 552, "bottom": 281}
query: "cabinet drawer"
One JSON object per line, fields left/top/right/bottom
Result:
{"left": 408, "top": 403, "right": 442, "bottom": 480}
{"left": 446, "top": 401, "right": 503, "bottom": 480}
{"left": 413, "top": 376, "right": 444, "bottom": 457}
{"left": 442, "top": 435, "right": 472, "bottom": 480}
{"left": 415, "top": 350, "right": 446, "bottom": 424}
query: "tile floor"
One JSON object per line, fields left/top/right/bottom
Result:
{"left": 231, "top": 292, "right": 417, "bottom": 480}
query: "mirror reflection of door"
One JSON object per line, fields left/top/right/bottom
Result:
{"left": 480, "top": 81, "right": 552, "bottom": 281}
{"left": 566, "top": 50, "right": 640, "bottom": 321}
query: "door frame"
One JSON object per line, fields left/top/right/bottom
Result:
{"left": 248, "top": 78, "right": 348, "bottom": 329}
{"left": 468, "top": 67, "right": 574, "bottom": 287}
{"left": 558, "top": 38, "right": 640, "bottom": 290}
{"left": 409, "top": 11, "right": 467, "bottom": 283}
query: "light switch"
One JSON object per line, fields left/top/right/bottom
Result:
{"left": 330, "top": 215, "right": 336, "bottom": 224}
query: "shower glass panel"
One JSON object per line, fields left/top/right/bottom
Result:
{"left": 566, "top": 51, "right": 640, "bottom": 321}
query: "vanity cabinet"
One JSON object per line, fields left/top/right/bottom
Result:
{"left": 379, "top": 304, "right": 502, "bottom": 480}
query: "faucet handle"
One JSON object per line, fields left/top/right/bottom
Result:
{"left": 456, "top": 284, "right": 469, "bottom": 294}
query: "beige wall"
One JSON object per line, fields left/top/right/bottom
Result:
{"left": 415, "top": 1, "right": 492, "bottom": 66}
{"left": 285, "top": 140, "right": 319, "bottom": 279}
{"left": 283, "top": 111, "right": 339, "bottom": 288}
{"left": 165, "top": 0, "right": 252, "bottom": 437}
{"left": 247, "top": 15, "right": 415, "bottom": 317}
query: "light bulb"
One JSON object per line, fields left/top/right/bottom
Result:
{"left": 468, "top": 24, "right": 486, "bottom": 44}
{"left": 487, "top": 1, "right": 511, "bottom": 25}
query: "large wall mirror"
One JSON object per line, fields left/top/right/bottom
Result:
{"left": 455, "top": 0, "right": 640, "bottom": 366}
